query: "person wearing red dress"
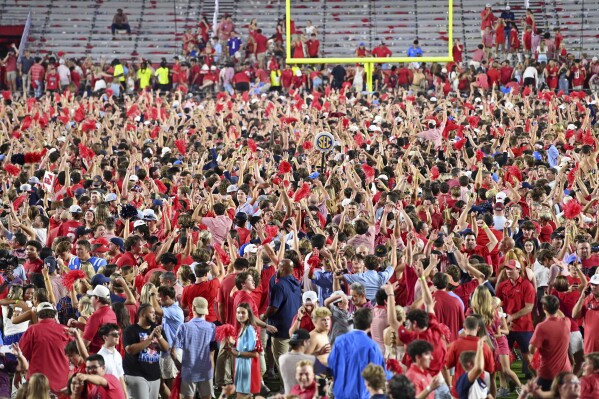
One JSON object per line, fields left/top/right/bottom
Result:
{"left": 355, "top": 43, "right": 369, "bottom": 57}
{"left": 292, "top": 36, "right": 305, "bottom": 59}
{"left": 523, "top": 25, "right": 533, "bottom": 55}
{"left": 198, "top": 16, "right": 210, "bottom": 43}
{"left": 452, "top": 39, "right": 463, "bottom": 63}
{"left": 545, "top": 60, "right": 559, "bottom": 90}
{"left": 495, "top": 18, "right": 506, "bottom": 56}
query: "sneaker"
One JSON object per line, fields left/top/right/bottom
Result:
{"left": 497, "top": 388, "right": 510, "bottom": 397}
{"left": 515, "top": 387, "right": 523, "bottom": 396}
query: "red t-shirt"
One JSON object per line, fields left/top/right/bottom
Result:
{"left": 496, "top": 277, "right": 535, "bottom": 332}
{"left": 58, "top": 220, "right": 83, "bottom": 241}
{"left": 233, "top": 71, "right": 251, "bottom": 84}
{"left": 432, "top": 290, "right": 465, "bottom": 342}
{"left": 115, "top": 251, "right": 141, "bottom": 268}
{"left": 446, "top": 336, "right": 495, "bottom": 397}
{"left": 500, "top": 66, "right": 514, "bottom": 85}
{"left": 46, "top": 72, "right": 59, "bottom": 90}
{"left": 371, "top": 46, "right": 392, "bottom": 58}
{"left": 579, "top": 295, "right": 599, "bottom": 354}
{"left": 259, "top": 266, "right": 277, "bottom": 314}
{"left": 19, "top": 319, "right": 70, "bottom": 393}
{"left": 530, "top": 316, "right": 572, "bottom": 380}
{"left": 399, "top": 313, "right": 447, "bottom": 376}
{"left": 217, "top": 273, "right": 238, "bottom": 325}
{"left": 87, "top": 374, "right": 126, "bottom": 399}
{"left": 452, "top": 280, "right": 479, "bottom": 312}
{"left": 232, "top": 290, "right": 261, "bottom": 329}
{"left": 307, "top": 39, "right": 320, "bottom": 57}
{"left": 405, "top": 364, "right": 434, "bottom": 399}
{"left": 181, "top": 279, "right": 221, "bottom": 322}
{"left": 83, "top": 305, "right": 118, "bottom": 354}
{"left": 255, "top": 34, "right": 268, "bottom": 53}
{"left": 24, "top": 258, "right": 43, "bottom": 279}
{"left": 581, "top": 373, "right": 599, "bottom": 399}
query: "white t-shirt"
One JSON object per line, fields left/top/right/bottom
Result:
{"left": 57, "top": 65, "right": 71, "bottom": 86}
{"left": 97, "top": 346, "right": 124, "bottom": 378}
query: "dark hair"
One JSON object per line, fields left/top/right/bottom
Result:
{"left": 375, "top": 288, "right": 388, "bottom": 306}
{"left": 432, "top": 272, "right": 448, "bottom": 290}
{"left": 364, "top": 255, "right": 379, "bottom": 271}
{"left": 112, "top": 302, "right": 131, "bottom": 329}
{"left": 159, "top": 252, "right": 178, "bottom": 267}
{"left": 407, "top": 339, "right": 434, "bottom": 360}
{"left": 158, "top": 285, "right": 176, "bottom": 299}
{"left": 194, "top": 262, "right": 211, "bottom": 277}
{"left": 26, "top": 240, "right": 43, "bottom": 252}
{"left": 137, "top": 303, "right": 154, "bottom": 318}
{"left": 64, "top": 340, "right": 80, "bottom": 356}
{"left": 233, "top": 257, "right": 249, "bottom": 271}
{"left": 86, "top": 353, "right": 106, "bottom": 367}
{"left": 464, "top": 315, "right": 479, "bottom": 331}
{"left": 310, "top": 234, "right": 326, "bottom": 250}
{"left": 541, "top": 295, "right": 560, "bottom": 315}
{"left": 235, "top": 271, "right": 252, "bottom": 290}
{"left": 387, "top": 375, "right": 416, "bottom": 399}
{"left": 406, "top": 309, "right": 429, "bottom": 329}
{"left": 76, "top": 239, "right": 91, "bottom": 252}
{"left": 99, "top": 323, "right": 120, "bottom": 340}
{"left": 37, "top": 309, "right": 57, "bottom": 319}
{"left": 353, "top": 307, "right": 373, "bottom": 330}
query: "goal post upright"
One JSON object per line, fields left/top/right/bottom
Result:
{"left": 285, "top": 0, "right": 454, "bottom": 91}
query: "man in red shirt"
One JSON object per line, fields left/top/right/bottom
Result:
{"left": 576, "top": 239, "right": 599, "bottom": 277}
{"left": 496, "top": 260, "right": 535, "bottom": 377}
{"left": 397, "top": 65, "right": 413, "bottom": 89}
{"left": 254, "top": 29, "right": 269, "bottom": 68}
{"left": 181, "top": 262, "right": 221, "bottom": 322}
{"left": 306, "top": 33, "right": 320, "bottom": 58}
{"left": 115, "top": 235, "right": 144, "bottom": 268}
{"left": 571, "top": 59, "right": 586, "bottom": 90}
{"left": 371, "top": 42, "right": 392, "bottom": 58}
{"left": 28, "top": 56, "right": 46, "bottom": 98}
{"left": 23, "top": 239, "right": 43, "bottom": 282}
{"left": 431, "top": 272, "right": 464, "bottom": 342}
{"left": 573, "top": 274, "right": 599, "bottom": 354}
{"left": 500, "top": 60, "right": 514, "bottom": 85}
{"left": 58, "top": 204, "right": 84, "bottom": 241}
{"left": 446, "top": 316, "right": 495, "bottom": 398}
{"left": 580, "top": 353, "right": 599, "bottom": 398}
{"left": 19, "top": 302, "right": 70, "bottom": 395}
{"left": 405, "top": 340, "right": 443, "bottom": 399}
{"left": 461, "top": 225, "right": 497, "bottom": 265}
{"left": 72, "top": 354, "right": 126, "bottom": 399}
{"left": 487, "top": 61, "right": 501, "bottom": 86}
{"left": 82, "top": 285, "right": 118, "bottom": 354}
{"left": 289, "top": 360, "right": 317, "bottom": 399}
{"left": 530, "top": 295, "right": 572, "bottom": 391}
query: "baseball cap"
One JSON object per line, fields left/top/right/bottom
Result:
{"left": 505, "top": 260, "right": 521, "bottom": 270}
{"left": 133, "top": 220, "right": 146, "bottom": 228}
{"left": 302, "top": 291, "right": 318, "bottom": 305}
{"left": 43, "top": 256, "right": 58, "bottom": 273}
{"left": 129, "top": 175, "right": 139, "bottom": 182}
{"left": 91, "top": 274, "right": 112, "bottom": 287}
{"left": 110, "top": 237, "right": 125, "bottom": 252}
{"left": 520, "top": 182, "right": 533, "bottom": 190}
{"left": 193, "top": 297, "right": 209, "bottom": 315}
{"left": 243, "top": 244, "right": 258, "bottom": 256}
{"left": 19, "top": 184, "right": 32, "bottom": 192}
{"left": 143, "top": 209, "right": 158, "bottom": 221}
{"left": 104, "top": 193, "right": 117, "bottom": 202}
{"left": 28, "top": 177, "right": 41, "bottom": 185}
{"left": 36, "top": 302, "right": 55, "bottom": 312}
{"left": 235, "top": 212, "right": 248, "bottom": 222}
{"left": 495, "top": 192, "right": 507, "bottom": 203}
{"left": 153, "top": 198, "right": 164, "bottom": 207}
{"left": 493, "top": 202, "right": 505, "bottom": 211}
{"left": 566, "top": 254, "right": 581, "bottom": 264}
{"left": 374, "top": 244, "right": 388, "bottom": 258}
{"left": 93, "top": 244, "right": 110, "bottom": 253}
{"left": 590, "top": 275, "right": 599, "bottom": 285}
{"left": 289, "top": 328, "right": 311, "bottom": 344}
{"left": 69, "top": 205, "right": 83, "bottom": 213}
{"left": 329, "top": 290, "right": 346, "bottom": 304}
{"left": 87, "top": 284, "right": 111, "bottom": 299}
{"left": 226, "top": 184, "right": 239, "bottom": 193}
{"left": 308, "top": 172, "right": 320, "bottom": 179}
{"left": 75, "top": 226, "right": 93, "bottom": 237}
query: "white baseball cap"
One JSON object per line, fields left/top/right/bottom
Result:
{"left": 86, "top": 285, "right": 111, "bottom": 300}
{"left": 302, "top": 291, "right": 318, "bottom": 305}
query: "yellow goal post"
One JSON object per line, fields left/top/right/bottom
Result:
{"left": 285, "top": 0, "right": 454, "bottom": 91}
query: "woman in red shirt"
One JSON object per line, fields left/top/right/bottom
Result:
{"left": 495, "top": 18, "right": 506, "bottom": 56}
{"left": 545, "top": 59, "right": 559, "bottom": 90}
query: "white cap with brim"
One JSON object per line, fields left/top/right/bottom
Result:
{"left": 87, "top": 285, "right": 111, "bottom": 300}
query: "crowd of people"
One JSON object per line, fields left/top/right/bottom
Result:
{"left": 0, "top": 4, "right": 599, "bottom": 399}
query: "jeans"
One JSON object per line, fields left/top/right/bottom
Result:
{"left": 33, "top": 80, "right": 43, "bottom": 98}
{"left": 112, "top": 23, "right": 131, "bottom": 34}
{"left": 435, "top": 381, "right": 452, "bottom": 399}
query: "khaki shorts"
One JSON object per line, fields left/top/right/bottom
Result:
{"left": 180, "top": 379, "right": 213, "bottom": 398}
{"left": 160, "top": 355, "right": 178, "bottom": 379}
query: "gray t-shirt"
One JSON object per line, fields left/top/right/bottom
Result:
{"left": 279, "top": 352, "right": 316, "bottom": 394}
{"left": 329, "top": 304, "right": 353, "bottom": 344}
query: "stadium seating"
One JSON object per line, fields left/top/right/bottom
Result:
{"left": 2, "top": 0, "right": 598, "bottom": 62}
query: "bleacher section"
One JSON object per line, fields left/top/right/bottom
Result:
{"left": 1, "top": 0, "right": 598, "bottom": 61}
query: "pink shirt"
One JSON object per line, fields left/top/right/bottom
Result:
{"left": 371, "top": 306, "right": 388, "bottom": 354}
{"left": 201, "top": 214, "right": 233, "bottom": 245}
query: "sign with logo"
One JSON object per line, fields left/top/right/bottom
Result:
{"left": 314, "top": 132, "right": 334, "bottom": 153}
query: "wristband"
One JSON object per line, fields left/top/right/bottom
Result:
{"left": 419, "top": 276, "right": 426, "bottom": 281}
{"left": 387, "top": 294, "right": 395, "bottom": 296}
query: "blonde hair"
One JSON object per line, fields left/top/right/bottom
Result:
{"left": 470, "top": 285, "right": 495, "bottom": 327}
{"left": 81, "top": 262, "right": 95, "bottom": 280}
{"left": 8, "top": 285, "right": 23, "bottom": 300}
{"left": 395, "top": 305, "right": 406, "bottom": 323}
{"left": 140, "top": 283, "right": 156, "bottom": 305}
{"left": 312, "top": 306, "right": 332, "bottom": 320}
{"left": 25, "top": 373, "right": 50, "bottom": 399}
{"left": 78, "top": 296, "right": 94, "bottom": 317}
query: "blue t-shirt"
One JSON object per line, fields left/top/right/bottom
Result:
{"left": 161, "top": 303, "right": 184, "bottom": 357}
{"left": 268, "top": 275, "right": 302, "bottom": 339}
{"left": 228, "top": 37, "right": 242, "bottom": 56}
